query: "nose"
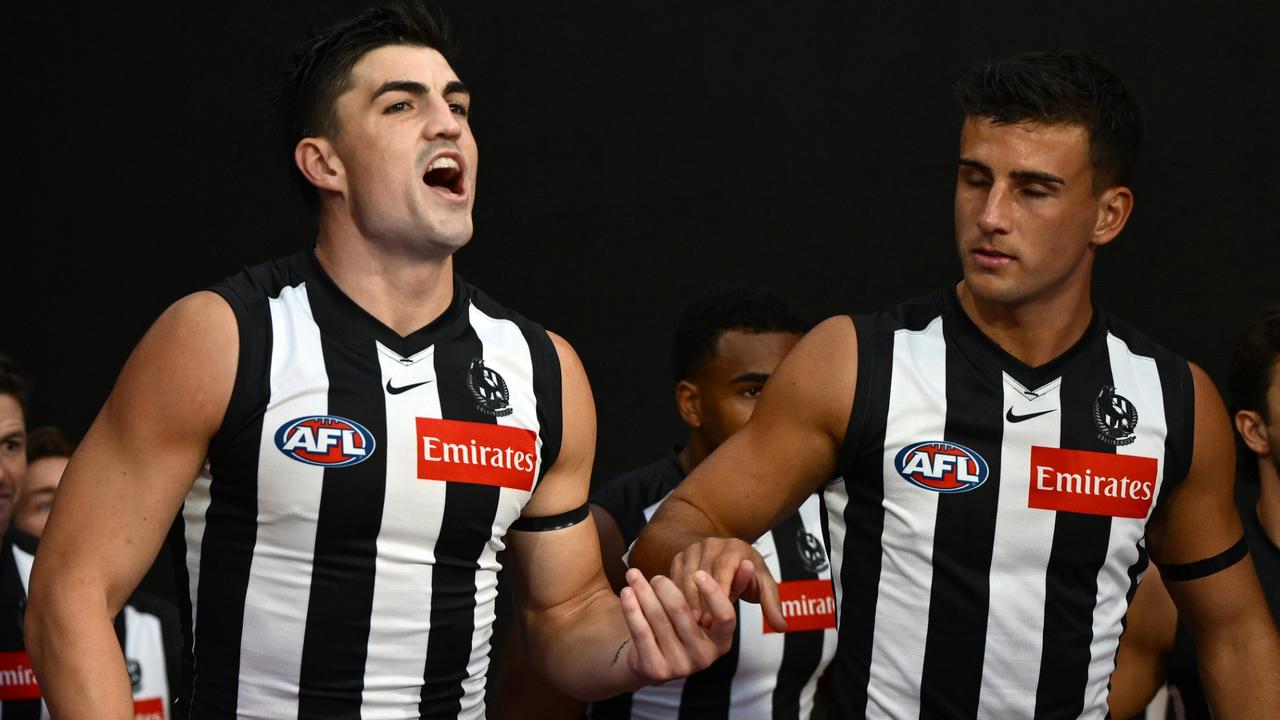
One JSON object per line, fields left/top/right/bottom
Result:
{"left": 423, "top": 94, "right": 463, "bottom": 141}
{"left": 976, "top": 183, "right": 1013, "bottom": 236}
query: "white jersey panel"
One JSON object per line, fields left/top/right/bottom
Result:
{"left": 866, "top": 315, "right": 946, "bottom": 720}
{"left": 236, "top": 282, "right": 328, "bottom": 716}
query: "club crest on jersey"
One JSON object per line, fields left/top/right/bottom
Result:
{"left": 467, "top": 358, "right": 513, "bottom": 417}
{"left": 1094, "top": 385, "right": 1139, "bottom": 446}
{"left": 894, "top": 441, "right": 990, "bottom": 493}
{"left": 796, "top": 529, "right": 828, "bottom": 573}
{"left": 274, "top": 415, "right": 376, "bottom": 467}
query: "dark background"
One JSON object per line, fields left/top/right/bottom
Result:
{"left": 6, "top": 1, "right": 1278, "bottom": 583}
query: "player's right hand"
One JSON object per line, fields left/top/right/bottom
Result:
{"left": 669, "top": 537, "right": 787, "bottom": 632}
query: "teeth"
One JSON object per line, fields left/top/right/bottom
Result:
{"left": 428, "top": 156, "right": 459, "bottom": 172}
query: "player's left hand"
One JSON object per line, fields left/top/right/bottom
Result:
{"left": 617, "top": 567, "right": 736, "bottom": 685}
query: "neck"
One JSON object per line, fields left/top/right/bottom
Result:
{"left": 315, "top": 221, "right": 455, "bottom": 337}
{"left": 956, "top": 280, "right": 1095, "bottom": 368}
{"left": 678, "top": 435, "right": 712, "bottom": 475}
{"left": 1256, "top": 459, "right": 1280, "bottom": 548}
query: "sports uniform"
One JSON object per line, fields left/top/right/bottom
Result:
{"left": 0, "top": 530, "right": 179, "bottom": 720}
{"left": 590, "top": 455, "right": 837, "bottom": 720}
{"left": 168, "top": 251, "right": 563, "bottom": 719}
{"left": 824, "top": 286, "right": 1194, "bottom": 719}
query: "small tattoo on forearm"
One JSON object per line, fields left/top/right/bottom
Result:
{"left": 611, "top": 638, "right": 631, "bottom": 666}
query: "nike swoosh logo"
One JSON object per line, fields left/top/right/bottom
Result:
{"left": 386, "top": 379, "right": 433, "bottom": 395}
{"left": 1006, "top": 407, "right": 1055, "bottom": 423}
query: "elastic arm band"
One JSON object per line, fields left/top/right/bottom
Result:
{"left": 1158, "top": 535, "right": 1249, "bottom": 582}
{"left": 510, "top": 502, "right": 590, "bottom": 532}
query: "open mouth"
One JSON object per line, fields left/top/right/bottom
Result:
{"left": 423, "top": 155, "right": 465, "bottom": 197}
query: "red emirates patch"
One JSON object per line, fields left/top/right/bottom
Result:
{"left": 764, "top": 579, "right": 837, "bottom": 634}
{"left": 0, "top": 651, "right": 41, "bottom": 700}
{"left": 417, "top": 418, "right": 538, "bottom": 491}
{"left": 1028, "top": 446, "right": 1157, "bottom": 519}
{"left": 134, "top": 696, "right": 166, "bottom": 719}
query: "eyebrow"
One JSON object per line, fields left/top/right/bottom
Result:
{"left": 730, "top": 372, "right": 771, "bottom": 385}
{"left": 372, "top": 80, "right": 429, "bottom": 101}
{"left": 958, "top": 158, "right": 1065, "bottom": 185}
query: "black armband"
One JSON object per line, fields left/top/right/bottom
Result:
{"left": 510, "top": 502, "right": 590, "bottom": 532}
{"left": 1158, "top": 535, "right": 1249, "bottom": 582}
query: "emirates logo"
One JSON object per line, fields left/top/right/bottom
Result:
{"left": 467, "top": 358, "right": 513, "bottom": 417}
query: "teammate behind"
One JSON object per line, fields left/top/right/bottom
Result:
{"left": 630, "top": 49, "right": 1280, "bottom": 718}
{"left": 588, "top": 287, "right": 834, "bottom": 719}
{"left": 1110, "top": 305, "right": 1280, "bottom": 719}
{"left": 14, "top": 427, "right": 71, "bottom": 538}
{"left": 23, "top": 5, "right": 737, "bottom": 718}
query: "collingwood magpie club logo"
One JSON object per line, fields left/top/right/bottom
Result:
{"left": 467, "top": 358, "right": 513, "bottom": 417}
{"left": 1094, "top": 385, "right": 1138, "bottom": 446}
{"left": 796, "top": 529, "right": 828, "bottom": 574}
{"left": 127, "top": 658, "right": 142, "bottom": 691}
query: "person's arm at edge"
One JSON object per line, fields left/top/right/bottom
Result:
{"left": 25, "top": 292, "right": 236, "bottom": 719}
{"left": 629, "top": 316, "right": 858, "bottom": 630}
{"left": 506, "top": 332, "right": 737, "bottom": 701}
{"left": 1147, "top": 363, "right": 1280, "bottom": 718}
{"left": 1108, "top": 565, "right": 1177, "bottom": 719}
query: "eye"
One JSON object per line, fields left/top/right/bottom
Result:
{"left": 1, "top": 438, "right": 24, "bottom": 456}
{"left": 1021, "top": 186, "right": 1051, "bottom": 198}
{"left": 448, "top": 101, "right": 469, "bottom": 117}
{"left": 742, "top": 386, "right": 764, "bottom": 399}
{"left": 384, "top": 100, "right": 410, "bottom": 114}
{"left": 960, "top": 173, "right": 990, "bottom": 189}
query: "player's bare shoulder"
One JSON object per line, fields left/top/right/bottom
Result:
{"left": 752, "top": 314, "right": 858, "bottom": 441}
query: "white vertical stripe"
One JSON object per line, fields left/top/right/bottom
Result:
{"left": 1079, "top": 335, "right": 1168, "bottom": 718}
{"left": 123, "top": 605, "right": 171, "bottom": 714}
{"left": 628, "top": 678, "right": 688, "bottom": 719}
{"left": 866, "top": 315, "right": 947, "bottom": 719}
{"left": 976, "top": 375, "right": 1063, "bottom": 718}
{"left": 727, "top": 530, "right": 782, "bottom": 720}
{"left": 361, "top": 343, "right": 446, "bottom": 717}
{"left": 182, "top": 463, "right": 213, "bottom": 653}
{"left": 823, "top": 478, "right": 849, "bottom": 628}
{"left": 795, "top": 494, "right": 839, "bottom": 720}
{"left": 236, "top": 283, "right": 327, "bottom": 714}
{"left": 464, "top": 304, "right": 541, "bottom": 719}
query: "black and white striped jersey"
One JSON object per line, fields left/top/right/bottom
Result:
{"left": 824, "top": 286, "right": 1194, "bottom": 719}
{"left": 169, "top": 251, "right": 562, "bottom": 719}
{"left": 1, "top": 531, "right": 179, "bottom": 720}
{"left": 590, "top": 455, "right": 838, "bottom": 720}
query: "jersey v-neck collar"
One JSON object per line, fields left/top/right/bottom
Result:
{"left": 296, "top": 250, "right": 472, "bottom": 359}
{"left": 940, "top": 283, "right": 1107, "bottom": 392}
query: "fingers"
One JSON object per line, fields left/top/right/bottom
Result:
{"left": 671, "top": 543, "right": 704, "bottom": 623}
{"left": 729, "top": 558, "right": 754, "bottom": 601}
{"left": 694, "top": 569, "right": 738, "bottom": 648}
{"left": 622, "top": 569, "right": 693, "bottom": 680}
{"left": 754, "top": 569, "right": 788, "bottom": 633}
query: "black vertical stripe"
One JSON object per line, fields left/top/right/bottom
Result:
{"left": 1034, "top": 341, "right": 1116, "bottom": 718}
{"left": 770, "top": 510, "right": 827, "bottom": 720}
{"left": 165, "top": 515, "right": 194, "bottom": 717}
{"left": 918, "top": 324, "right": 1004, "bottom": 719}
{"left": 827, "top": 316, "right": 894, "bottom": 719}
{"left": 420, "top": 323, "right": 504, "bottom": 718}
{"left": 677, "top": 602, "right": 740, "bottom": 719}
{"left": 188, "top": 283, "right": 275, "bottom": 716}
{"left": 295, "top": 333, "right": 388, "bottom": 717}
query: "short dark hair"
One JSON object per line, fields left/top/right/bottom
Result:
{"left": 277, "top": 2, "right": 456, "bottom": 210}
{"left": 671, "top": 287, "right": 811, "bottom": 382}
{"left": 1228, "top": 305, "right": 1280, "bottom": 483}
{"left": 0, "top": 354, "right": 30, "bottom": 417}
{"left": 955, "top": 49, "right": 1143, "bottom": 192}
{"left": 26, "top": 426, "right": 74, "bottom": 463}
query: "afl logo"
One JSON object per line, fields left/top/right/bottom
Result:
{"left": 894, "top": 441, "right": 990, "bottom": 493}
{"left": 275, "top": 415, "right": 376, "bottom": 467}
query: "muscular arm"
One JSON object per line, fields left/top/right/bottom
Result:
{"left": 24, "top": 292, "right": 236, "bottom": 719}
{"left": 1108, "top": 566, "right": 1177, "bottom": 719}
{"left": 506, "top": 333, "right": 735, "bottom": 701}
{"left": 1145, "top": 363, "right": 1280, "bottom": 718}
{"left": 629, "top": 316, "right": 858, "bottom": 628}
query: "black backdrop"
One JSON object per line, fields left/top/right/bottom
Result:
{"left": 8, "top": 2, "right": 1279, "bottom": 492}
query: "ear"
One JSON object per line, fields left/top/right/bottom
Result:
{"left": 1235, "top": 409, "right": 1272, "bottom": 457}
{"left": 675, "top": 380, "right": 702, "bottom": 430}
{"left": 294, "top": 137, "right": 345, "bottom": 196}
{"left": 1090, "top": 185, "right": 1134, "bottom": 248}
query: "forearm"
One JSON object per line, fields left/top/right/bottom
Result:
{"left": 26, "top": 588, "right": 134, "bottom": 719}
{"left": 630, "top": 497, "right": 721, "bottom": 578}
{"left": 525, "top": 587, "right": 644, "bottom": 701}
{"left": 1197, "top": 617, "right": 1280, "bottom": 718}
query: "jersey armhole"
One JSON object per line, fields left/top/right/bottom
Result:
{"left": 830, "top": 314, "right": 873, "bottom": 486}
{"left": 207, "top": 285, "right": 265, "bottom": 451}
